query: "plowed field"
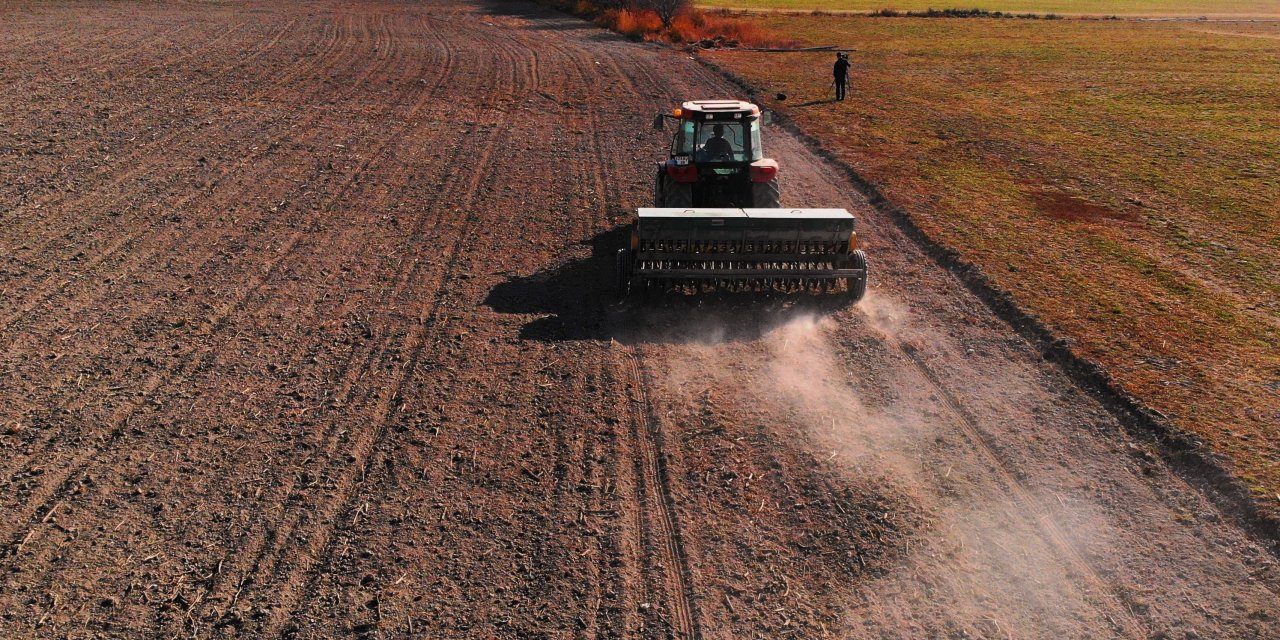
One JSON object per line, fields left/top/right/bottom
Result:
{"left": 1, "top": 1, "right": 1277, "bottom": 638}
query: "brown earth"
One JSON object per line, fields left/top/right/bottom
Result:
{"left": 0, "top": 1, "right": 1277, "bottom": 638}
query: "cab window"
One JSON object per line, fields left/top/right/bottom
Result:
{"left": 694, "top": 122, "right": 747, "bottom": 162}
{"left": 673, "top": 120, "right": 696, "bottom": 155}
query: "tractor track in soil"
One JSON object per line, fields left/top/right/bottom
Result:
{"left": 879, "top": 333, "right": 1149, "bottom": 639}
{"left": 0, "top": 12, "right": 419, "bottom": 524}
{"left": 264, "top": 84, "right": 523, "bottom": 640}
{"left": 0, "top": 12, "right": 355, "bottom": 279}
{"left": 0, "top": 14, "right": 304, "bottom": 220}
{"left": 2, "top": 1, "right": 1279, "bottom": 638}
{"left": 0, "top": 10, "right": 358, "bottom": 233}
{"left": 178, "top": 21, "right": 467, "bottom": 631}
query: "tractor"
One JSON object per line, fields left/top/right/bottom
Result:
{"left": 616, "top": 99, "right": 869, "bottom": 301}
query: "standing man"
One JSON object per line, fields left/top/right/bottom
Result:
{"left": 833, "top": 52, "right": 850, "bottom": 101}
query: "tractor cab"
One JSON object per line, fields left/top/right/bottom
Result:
{"left": 662, "top": 102, "right": 762, "bottom": 164}
{"left": 653, "top": 100, "right": 779, "bottom": 208}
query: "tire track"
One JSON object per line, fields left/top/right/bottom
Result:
{"left": 0, "top": 9, "right": 402, "bottom": 463}
{"left": 0, "top": 13, "right": 312, "bottom": 237}
{"left": 0, "top": 128, "right": 338, "bottom": 561}
{"left": 261, "top": 28, "right": 535, "bottom": 635}
{"left": 559, "top": 38, "right": 652, "bottom": 638}
{"left": 0, "top": 5, "right": 399, "bottom": 448}
{"left": 0, "top": 124, "right": 334, "bottom": 488}
{"left": 618, "top": 346, "right": 702, "bottom": 640}
{"left": 0, "top": 18, "right": 241, "bottom": 203}
{"left": 15, "top": 13, "right": 449, "bottom": 627}
{"left": 0, "top": 26, "right": 136, "bottom": 85}
{"left": 619, "top": 35, "right": 1149, "bottom": 629}
{"left": 2, "top": 23, "right": 195, "bottom": 93}
{"left": 0, "top": 14, "right": 372, "bottom": 484}
{"left": 600, "top": 28, "right": 1139, "bottom": 635}
{"left": 170, "top": 19, "right": 481, "bottom": 629}
{"left": 0, "top": 11, "right": 427, "bottom": 558}
{"left": 559, "top": 27, "right": 704, "bottom": 639}
{"left": 532, "top": 21, "right": 704, "bottom": 636}
{"left": 0, "top": 13, "right": 373, "bottom": 340}
{"left": 155, "top": 15, "right": 501, "bottom": 627}
{"left": 265, "top": 109, "right": 519, "bottom": 640}
{"left": 878, "top": 329, "right": 1150, "bottom": 638}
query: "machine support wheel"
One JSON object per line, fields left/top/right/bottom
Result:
{"left": 615, "top": 248, "right": 633, "bottom": 300}
{"left": 846, "top": 249, "right": 868, "bottom": 303}
{"left": 752, "top": 179, "right": 781, "bottom": 208}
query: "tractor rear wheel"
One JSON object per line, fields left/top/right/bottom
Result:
{"left": 752, "top": 179, "right": 781, "bottom": 208}
{"left": 615, "top": 248, "right": 633, "bottom": 299}
{"left": 655, "top": 167, "right": 693, "bottom": 208}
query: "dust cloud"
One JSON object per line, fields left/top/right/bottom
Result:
{"left": 650, "top": 291, "right": 1115, "bottom": 637}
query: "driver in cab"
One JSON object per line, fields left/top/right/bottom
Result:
{"left": 699, "top": 123, "right": 735, "bottom": 161}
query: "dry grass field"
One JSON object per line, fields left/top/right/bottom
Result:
{"left": 698, "top": 0, "right": 1280, "bottom": 17}
{"left": 707, "top": 16, "right": 1280, "bottom": 507}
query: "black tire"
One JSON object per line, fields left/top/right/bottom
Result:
{"left": 846, "top": 249, "right": 868, "bottom": 303}
{"left": 615, "top": 248, "right": 633, "bottom": 299}
{"left": 655, "top": 167, "right": 693, "bottom": 208}
{"left": 751, "top": 179, "right": 781, "bottom": 208}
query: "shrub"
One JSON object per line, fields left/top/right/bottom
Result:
{"left": 547, "top": 0, "right": 795, "bottom": 48}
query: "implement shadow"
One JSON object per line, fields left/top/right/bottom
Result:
{"left": 484, "top": 227, "right": 853, "bottom": 345}
{"left": 484, "top": 227, "right": 624, "bottom": 342}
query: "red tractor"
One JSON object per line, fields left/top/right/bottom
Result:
{"left": 616, "top": 99, "right": 868, "bottom": 300}
{"left": 652, "top": 100, "right": 781, "bottom": 209}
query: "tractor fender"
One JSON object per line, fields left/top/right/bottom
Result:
{"left": 664, "top": 158, "right": 699, "bottom": 183}
{"left": 748, "top": 158, "right": 778, "bottom": 183}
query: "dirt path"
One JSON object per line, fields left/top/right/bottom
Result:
{"left": 1, "top": 1, "right": 1277, "bottom": 637}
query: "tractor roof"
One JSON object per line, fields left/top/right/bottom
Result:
{"left": 678, "top": 100, "right": 761, "bottom": 119}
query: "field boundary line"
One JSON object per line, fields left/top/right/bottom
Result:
{"left": 693, "top": 54, "right": 1280, "bottom": 556}
{"left": 696, "top": 6, "right": 1280, "bottom": 20}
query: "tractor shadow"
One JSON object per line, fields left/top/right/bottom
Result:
{"left": 484, "top": 227, "right": 853, "bottom": 345}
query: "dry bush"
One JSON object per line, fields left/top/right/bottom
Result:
{"left": 639, "top": 0, "right": 689, "bottom": 28}
{"left": 670, "top": 10, "right": 799, "bottom": 47}
{"left": 595, "top": 8, "right": 663, "bottom": 37}
{"left": 571, "top": 0, "right": 794, "bottom": 48}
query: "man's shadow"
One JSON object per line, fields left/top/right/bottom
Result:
{"left": 484, "top": 226, "right": 854, "bottom": 345}
{"left": 794, "top": 99, "right": 837, "bottom": 107}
